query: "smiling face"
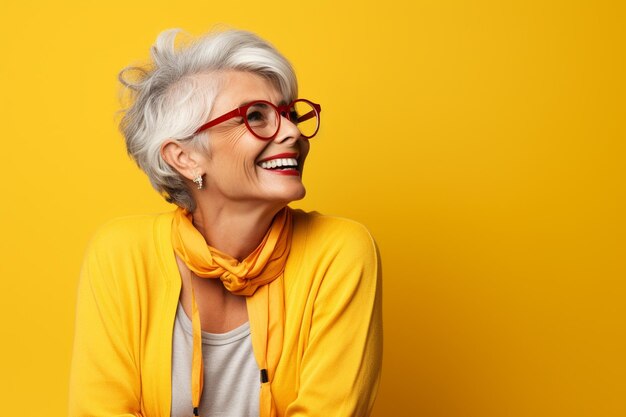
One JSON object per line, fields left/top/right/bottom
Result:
{"left": 197, "top": 70, "right": 310, "bottom": 210}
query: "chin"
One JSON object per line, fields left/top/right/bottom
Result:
{"left": 291, "top": 187, "right": 306, "bottom": 202}
{"left": 269, "top": 185, "right": 306, "bottom": 206}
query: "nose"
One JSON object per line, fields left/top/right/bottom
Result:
{"left": 273, "top": 114, "right": 302, "bottom": 144}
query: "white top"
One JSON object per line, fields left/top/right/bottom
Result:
{"left": 170, "top": 302, "right": 260, "bottom": 417}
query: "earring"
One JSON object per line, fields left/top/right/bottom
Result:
{"left": 193, "top": 173, "right": 203, "bottom": 190}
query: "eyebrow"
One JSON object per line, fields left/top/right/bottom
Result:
{"left": 236, "top": 99, "right": 289, "bottom": 107}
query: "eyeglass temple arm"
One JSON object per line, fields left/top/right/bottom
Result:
{"left": 295, "top": 103, "right": 322, "bottom": 123}
{"left": 194, "top": 108, "right": 243, "bottom": 135}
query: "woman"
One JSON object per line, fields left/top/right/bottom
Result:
{"left": 69, "top": 28, "right": 382, "bottom": 417}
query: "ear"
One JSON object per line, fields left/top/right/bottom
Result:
{"left": 160, "top": 139, "right": 204, "bottom": 181}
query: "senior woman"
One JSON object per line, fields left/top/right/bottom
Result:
{"left": 69, "top": 28, "right": 382, "bottom": 417}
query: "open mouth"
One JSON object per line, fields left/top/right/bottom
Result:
{"left": 257, "top": 153, "right": 301, "bottom": 176}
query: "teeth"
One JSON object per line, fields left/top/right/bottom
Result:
{"left": 259, "top": 158, "right": 298, "bottom": 169}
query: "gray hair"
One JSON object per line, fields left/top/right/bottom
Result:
{"left": 118, "top": 28, "right": 298, "bottom": 211}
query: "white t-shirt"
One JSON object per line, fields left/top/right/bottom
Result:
{"left": 170, "top": 302, "right": 260, "bottom": 417}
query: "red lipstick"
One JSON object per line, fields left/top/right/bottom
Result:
{"left": 257, "top": 152, "right": 298, "bottom": 163}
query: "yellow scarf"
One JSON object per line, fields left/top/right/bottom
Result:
{"left": 171, "top": 206, "right": 292, "bottom": 417}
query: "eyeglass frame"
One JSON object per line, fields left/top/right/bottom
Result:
{"left": 193, "top": 98, "right": 322, "bottom": 140}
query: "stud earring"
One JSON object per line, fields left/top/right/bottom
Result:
{"left": 193, "top": 173, "right": 203, "bottom": 190}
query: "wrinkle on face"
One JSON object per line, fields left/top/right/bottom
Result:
{"left": 210, "top": 122, "right": 260, "bottom": 191}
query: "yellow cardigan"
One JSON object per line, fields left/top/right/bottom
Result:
{"left": 69, "top": 209, "right": 382, "bottom": 417}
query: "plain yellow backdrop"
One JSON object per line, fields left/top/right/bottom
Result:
{"left": 1, "top": 1, "right": 624, "bottom": 416}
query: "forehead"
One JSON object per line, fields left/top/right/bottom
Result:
{"left": 213, "top": 71, "right": 284, "bottom": 111}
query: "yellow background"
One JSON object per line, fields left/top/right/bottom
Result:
{"left": 1, "top": 1, "right": 624, "bottom": 416}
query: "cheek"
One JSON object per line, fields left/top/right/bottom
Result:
{"left": 212, "top": 127, "right": 264, "bottom": 178}
{"left": 218, "top": 125, "right": 247, "bottom": 149}
{"left": 213, "top": 127, "right": 248, "bottom": 163}
{"left": 299, "top": 139, "right": 311, "bottom": 163}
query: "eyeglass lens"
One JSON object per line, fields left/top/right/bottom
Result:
{"left": 244, "top": 103, "right": 278, "bottom": 139}
{"left": 293, "top": 101, "right": 319, "bottom": 138}
{"left": 244, "top": 101, "right": 319, "bottom": 139}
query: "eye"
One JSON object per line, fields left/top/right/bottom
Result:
{"left": 246, "top": 110, "right": 265, "bottom": 122}
{"left": 245, "top": 103, "right": 272, "bottom": 126}
{"left": 289, "top": 109, "right": 300, "bottom": 123}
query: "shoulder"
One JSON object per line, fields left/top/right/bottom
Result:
{"left": 290, "top": 210, "right": 380, "bottom": 280}
{"left": 86, "top": 211, "right": 174, "bottom": 256}
{"left": 290, "top": 209, "right": 379, "bottom": 268}
{"left": 79, "top": 211, "right": 177, "bottom": 298}
{"left": 81, "top": 211, "right": 176, "bottom": 282}
{"left": 287, "top": 209, "right": 381, "bottom": 307}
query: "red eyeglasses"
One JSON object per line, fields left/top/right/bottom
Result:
{"left": 194, "top": 98, "right": 322, "bottom": 140}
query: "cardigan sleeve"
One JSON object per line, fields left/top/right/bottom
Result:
{"left": 284, "top": 220, "right": 383, "bottom": 417}
{"left": 68, "top": 226, "right": 144, "bottom": 417}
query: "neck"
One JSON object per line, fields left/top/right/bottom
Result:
{"left": 190, "top": 200, "right": 284, "bottom": 261}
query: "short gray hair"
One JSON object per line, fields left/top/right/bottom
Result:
{"left": 118, "top": 28, "right": 298, "bottom": 211}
